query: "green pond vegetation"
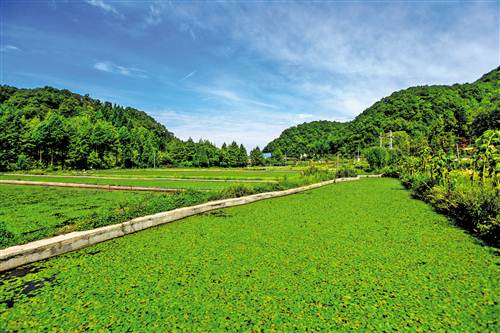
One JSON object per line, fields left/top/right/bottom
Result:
{"left": 68, "top": 167, "right": 301, "bottom": 180}
{"left": 1, "top": 179, "right": 497, "bottom": 331}
{"left": 0, "top": 167, "right": 336, "bottom": 248}
{"left": 0, "top": 185, "right": 215, "bottom": 249}
{"left": 0, "top": 174, "right": 272, "bottom": 191}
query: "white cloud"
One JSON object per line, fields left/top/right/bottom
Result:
{"left": 199, "top": 87, "right": 278, "bottom": 109}
{"left": 85, "top": 0, "right": 122, "bottom": 18}
{"left": 297, "top": 113, "right": 313, "bottom": 120}
{"left": 153, "top": 107, "right": 324, "bottom": 149}
{"left": 94, "top": 61, "right": 147, "bottom": 78}
{"left": 0, "top": 45, "right": 20, "bottom": 52}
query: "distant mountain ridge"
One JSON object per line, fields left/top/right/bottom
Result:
{"left": 264, "top": 67, "right": 499, "bottom": 157}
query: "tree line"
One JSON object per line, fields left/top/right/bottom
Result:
{"left": 0, "top": 86, "right": 282, "bottom": 171}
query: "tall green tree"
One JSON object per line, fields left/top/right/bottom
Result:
{"left": 249, "top": 146, "right": 264, "bottom": 166}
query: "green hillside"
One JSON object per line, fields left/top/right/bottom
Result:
{"left": 0, "top": 86, "right": 175, "bottom": 170}
{"left": 264, "top": 67, "right": 499, "bottom": 158}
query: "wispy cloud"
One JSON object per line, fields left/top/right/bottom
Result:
{"left": 146, "top": 2, "right": 164, "bottom": 25}
{"left": 297, "top": 113, "right": 313, "bottom": 120}
{"left": 200, "top": 88, "right": 278, "bottom": 109}
{"left": 0, "top": 45, "right": 20, "bottom": 52}
{"left": 94, "top": 61, "right": 147, "bottom": 78}
{"left": 160, "top": 2, "right": 498, "bottom": 119}
{"left": 85, "top": 0, "right": 122, "bottom": 18}
{"left": 180, "top": 70, "right": 196, "bottom": 81}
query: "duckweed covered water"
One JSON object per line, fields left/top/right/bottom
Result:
{"left": 1, "top": 179, "right": 498, "bottom": 331}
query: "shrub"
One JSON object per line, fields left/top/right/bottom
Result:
{"left": 401, "top": 174, "right": 438, "bottom": 199}
{"left": 335, "top": 168, "right": 357, "bottom": 178}
{"left": 381, "top": 166, "right": 399, "bottom": 178}
{"left": 445, "top": 184, "right": 499, "bottom": 244}
{"left": 407, "top": 176, "right": 499, "bottom": 246}
{"left": 363, "top": 147, "right": 390, "bottom": 170}
{"left": 301, "top": 166, "right": 335, "bottom": 182}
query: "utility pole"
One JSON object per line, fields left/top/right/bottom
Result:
{"left": 389, "top": 130, "right": 393, "bottom": 150}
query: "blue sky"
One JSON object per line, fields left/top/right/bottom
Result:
{"left": 1, "top": 1, "right": 499, "bottom": 149}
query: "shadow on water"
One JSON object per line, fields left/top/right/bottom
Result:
{"left": 1, "top": 264, "right": 58, "bottom": 309}
{"left": 203, "top": 210, "right": 232, "bottom": 218}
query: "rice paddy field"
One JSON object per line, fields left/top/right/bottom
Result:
{"left": 1, "top": 178, "right": 498, "bottom": 331}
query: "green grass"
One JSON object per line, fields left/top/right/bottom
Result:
{"left": 12, "top": 167, "right": 301, "bottom": 181}
{"left": 1, "top": 178, "right": 497, "bottom": 331}
{"left": 0, "top": 174, "right": 270, "bottom": 190}
{"left": 0, "top": 185, "right": 214, "bottom": 248}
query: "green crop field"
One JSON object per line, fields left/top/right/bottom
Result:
{"left": 0, "top": 185, "right": 214, "bottom": 248}
{"left": 9, "top": 167, "right": 301, "bottom": 181}
{"left": 0, "top": 174, "right": 271, "bottom": 191}
{"left": 1, "top": 178, "right": 497, "bottom": 331}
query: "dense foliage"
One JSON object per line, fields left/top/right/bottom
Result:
{"left": 390, "top": 130, "right": 500, "bottom": 246}
{"left": 0, "top": 86, "right": 252, "bottom": 170}
{"left": 1, "top": 179, "right": 497, "bottom": 331}
{"left": 265, "top": 67, "right": 499, "bottom": 158}
{"left": 264, "top": 120, "right": 348, "bottom": 159}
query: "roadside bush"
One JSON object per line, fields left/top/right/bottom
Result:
{"left": 363, "top": 147, "right": 390, "bottom": 170}
{"left": 14, "top": 154, "right": 32, "bottom": 170}
{"left": 401, "top": 173, "right": 438, "bottom": 199}
{"left": 335, "top": 168, "right": 357, "bottom": 178}
{"left": 218, "top": 185, "right": 256, "bottom": 199}
{"left": 426, "top": 183, "right": 499, "bottom": 245}
{"left": 380, "top": 166, "right": 399, "bottom": 178}
{"left": 78, "top": 191, "right": 214, "bottom": 230}
{"left": 301, "top": 166, "right": 335, "bottom": 182}
{"left": 400, "top": 170, "right": 499, "bottom": 246}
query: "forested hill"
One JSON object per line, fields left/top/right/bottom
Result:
{"left": 264, "top": 121, "right": 348, "bottom": 158}
{"left": 0, "top": 85, "right": 176, "bottom": 170}
{"left": 264, "top": 66, "right": 499, "bottom": 158}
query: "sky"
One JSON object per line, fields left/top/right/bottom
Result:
{"left": 1, "top": 1, "right": 499, "bottom": 149}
